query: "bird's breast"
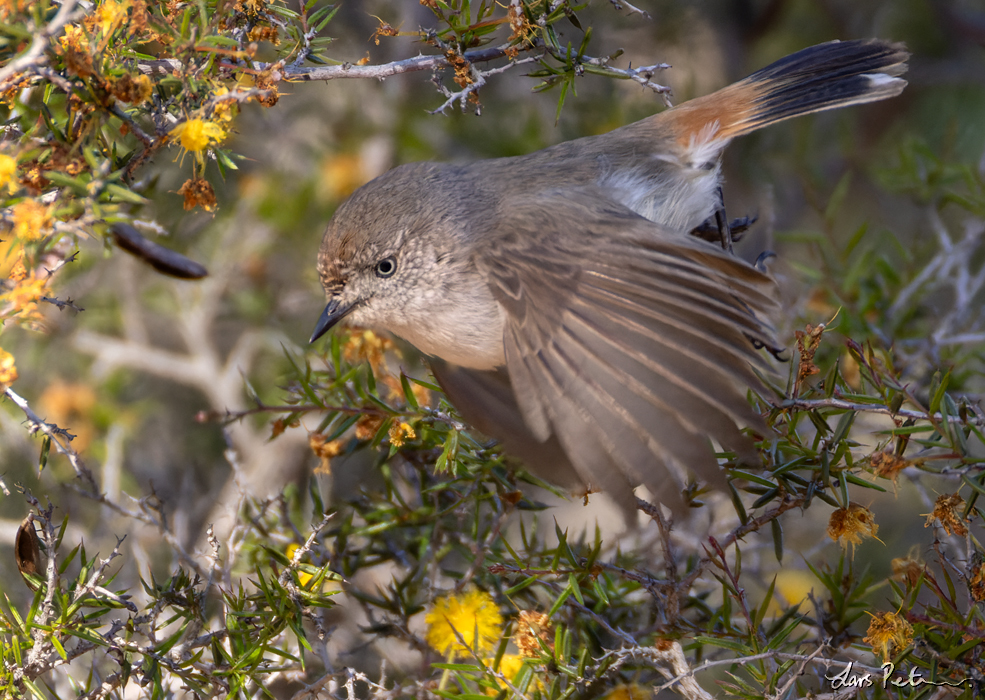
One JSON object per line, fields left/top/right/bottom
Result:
{"left": 383, "top": 284, "right": 508, "bottom": 371}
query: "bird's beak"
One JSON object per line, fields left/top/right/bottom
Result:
{"left": 309, "top": 297, "right": 354, "bottom": 343}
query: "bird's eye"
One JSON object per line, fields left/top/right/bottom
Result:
{"left": 374, "top": 256, "right": 397, "bottom": 278}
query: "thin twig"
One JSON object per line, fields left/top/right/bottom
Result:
{"left": 3, "top": 386, "right": 98, "bottom": 491}
{"left": 774, "top": 397, "right": 985, "bottom": 427}
{"left": 270, "top": 43, "right": 520, "bottom": 82}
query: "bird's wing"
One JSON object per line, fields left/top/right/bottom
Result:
{"left": 473, "top": 191, "right": 778, "bottom": 512}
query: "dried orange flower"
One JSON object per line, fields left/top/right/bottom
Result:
{"left": 968, "top": 555, "right": 985, "bottom": 603}
{"left": 354, "top": 414, "right": 385, "bottom": 441}
{"left": 793, "top": 322, "right": 824, "bottom": 394}
{"left": 309, "top": 432, "right": 343, "bottom": 474}
{"left": 924, "top": 493, "right": 968, "bottom": 537}
{"left": 827, "top": 503, "right": 880, "bottom": 551}
{"left": 0, "top": 348, "right": 17, "bottom": 387}
{"left": 247, "top": 25, "right": 279, "bottom": 44}
{"left": 513, "top": 610, "right": 553, "bottom": 657}
{"left": 59, "top": 24, "right": 89, "bottom": 53}
{"left": 178, "top": 177, "right": 217, "bottom": 211}
{"left": 506, "top": 3, "right": 536, "bottom": 58}
{"left": 109, "top": 73, "right": 152, "bottom": 104}
{"left": 253, "top": 71, "right": 279, "bottom": 107}
{"left": 870, "top": 450, "right": 908, "bottom": 481}
{"left": 891, "top": 552, "right": 924, "bottom": 587}
{"left": 371, "top": 16, "right": 400, "bottom": 45}
{"left": 445, "top": 49, "right": 473, "bottom": 88}
{"left": 234, "top": 0, "right": 266, "bottom": 19}
{"left": 863, "top": 611, "right": 912, "bottom": 662}
{"left": 343, "top": 329, "right": 394, "bottom": 372}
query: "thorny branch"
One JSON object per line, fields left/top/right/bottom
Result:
{"left": 430, "top": 55, "right": 541, "bottom": 115}
{"left": 774, "top": 396, "right": 985, "bottom": 427}
{"left": 4, "top": 386, "right": 98, "bottom": 491}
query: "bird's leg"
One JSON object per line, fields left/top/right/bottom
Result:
{"left": 714, "top": 186, "right": 733, "bottom": 255}
{"left": 689, "top": 213, "right": 756, "bottom": 245}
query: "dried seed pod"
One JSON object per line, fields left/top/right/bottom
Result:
{"left": 110, "top": 222, "right": 208, "bottom": 279}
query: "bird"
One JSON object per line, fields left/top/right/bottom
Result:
{"left": 309, "top": 39, "right": 909, "bottom": 515}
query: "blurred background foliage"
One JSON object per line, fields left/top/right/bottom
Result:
{"left": 1, "top": 0, "right": 984, "bottom": 698}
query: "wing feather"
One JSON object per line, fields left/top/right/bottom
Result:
{"left": 470, "top": 191, "right": 777, "bottom": 511}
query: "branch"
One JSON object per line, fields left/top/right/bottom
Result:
{"left": 3, "top": 386, "right": 98, "bottom": 492}
{"left": 774, "top": 397, "right": 985, "bottom": 427}
{"left": 271, "top": 43, "right": 519, "bottom": 82}
{"left": 430, "top": 55, "right": 540, "bottom": 115}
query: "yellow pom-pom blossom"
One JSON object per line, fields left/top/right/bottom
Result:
{"left": 0, "top": 348, "right": 17, "bottom": 387}
{"left": 425, "top": 588, "right": 503, "bottom": 659}
{"left": 170, "top": 118, "right": 226, "bottom": 163}
{"left": 0, "top": 154, "right": 16, "bottom": 192}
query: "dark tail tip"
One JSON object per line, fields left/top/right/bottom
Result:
{"left": 744, "top": 39, "right": 909, "bottom": 127}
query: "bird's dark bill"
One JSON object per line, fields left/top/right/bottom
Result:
{"left": 309, "top": 298, "right": 354, "bottom": 343}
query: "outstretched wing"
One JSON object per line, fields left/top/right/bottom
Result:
{"left": 472, "top": 191, "right": 777, "bottom": 512}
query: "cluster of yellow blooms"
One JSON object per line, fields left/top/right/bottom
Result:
{"left": 424, "top": 588, "right": 553, "bottom": 693}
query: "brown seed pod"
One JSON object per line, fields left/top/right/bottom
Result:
{"left": 110, "top": 222, "right": 208, "bottom": 279}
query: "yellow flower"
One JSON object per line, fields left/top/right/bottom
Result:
{"left": 285, "top": 543, "right": 313, "bottom": 587}
{"left": 425, "top": 588, "right": 503, "bottom": 659}
{"left": 863, "top": 611, "right": 912, "bottom": 662}
{"left": 485, "top": 654, "right": 543, "bottom": 695}
{"left": 211, "top": 87, "right": 237, "bottom": 126}
{"left": 0, "top": 348, "right": 17, "bottom": 387}
{"left": 92, "top": 0, "right": 129, "bottom": 36}
{"left": 0, "top": 154, "right": 17, "bottom": 192}
{"left": 1, "top": 272, "right": 48, "bottom": 324}
{"left": 388, "top": 421, "right": 415, "bottom": 447}
{"left": 11, "top": 200, "right": 52, "bottom": 241}
{"left": 602, "top": 684, "right": 653, "bottom": 700}
{"left": 827, "top": 503, "right": 880, "bottom": 551}
{"left": 170, "top": 118, "right": 226, "bottom": 162}
{"left": 59, "top": 24, "right": 88, "bottom": 53}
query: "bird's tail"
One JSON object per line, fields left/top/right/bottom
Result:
{"left": 660, "top": 39, "right": 909, "bottom": 149}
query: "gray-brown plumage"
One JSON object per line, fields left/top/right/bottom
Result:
{"left": 311, "top": 39, "right": 909, "bottom": 514}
